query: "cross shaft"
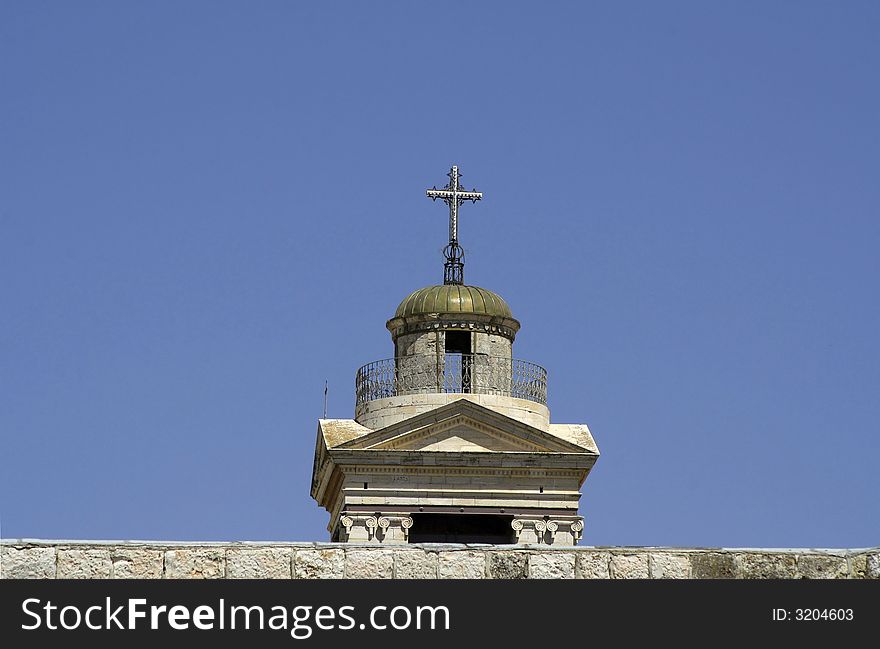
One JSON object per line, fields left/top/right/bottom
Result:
{"left": 425, "top": 165, "right": 483, "bottom": 285}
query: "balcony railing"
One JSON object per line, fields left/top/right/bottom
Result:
{"left": 355, "top": 354, "right": 547, "bottom": 407}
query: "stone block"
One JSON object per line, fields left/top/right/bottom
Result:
{"left": 849, "top": 553, "right": 867, "bottom": 579}
{"left": 488, "top": 552, "right": 528, "bottom": 579}
{"left": 866, "top": 552, "right": 880, "bottom": 579}
{"left": 226, "top": 547, "right": 292, "bottom": 579}
{"left": 57, "top": 548, "right": 112, "bottom": 579}
{"left": 690, "top": 552, "right": 736, "bottom": 579}
{"left": 164, "top": 548, "right": 225, "bottom": 579}
{"left": 529, "top": 552, "right": 575, "bottom": 579}
{"left": 650, "top": 553, "right": 690, "bottom": 579}
{"left": 610, "top": 553, "right": 649, "bottom": 579}
{"left": 1, "top": 546, "right": 56, "bottom": 579}
{"left": 736, "top": 553, "right": 797, "bottom": 579}
{"left": 294, "top": 549, "right": 344, "bottom": 579}
{"left": 394, "top": 550, "right": 437, "bottom": 579}
{"left": 345, "top": 549, "right": 393, "bottom": 579}
{"left": 576, "top": 550, "right": 611, "bottom": 578}
{"left": 797, "top": 554, "right": 848, "bottom": 579}
{"left": 438, "top": 551, "right": 485, "bottom": 579}
{"left": 111, "top": 548, "right": 164, "bottom": 579}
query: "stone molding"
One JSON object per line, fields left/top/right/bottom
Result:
{"left": 386, "top": 313, "right": 520, "bottom": 342}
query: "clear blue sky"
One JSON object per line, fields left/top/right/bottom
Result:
{"left": 2, "top": 2, "right": 877, "bottom": 548}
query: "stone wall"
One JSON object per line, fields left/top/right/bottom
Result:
{"left": 2, "top": 541, "right": 877, "bottom": 579}
{"left": 354, "top": 393, "right": 551, "bottom": 430}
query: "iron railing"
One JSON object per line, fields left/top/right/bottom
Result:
{"left": 355, "top": 354, "right": 547, "bottom": 407}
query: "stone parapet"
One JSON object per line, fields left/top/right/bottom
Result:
{"left": 2, "top": 541, "right": 877, "bottom": 579}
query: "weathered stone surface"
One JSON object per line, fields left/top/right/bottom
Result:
{"left": 226, "top": 547, "right": 292, "bottom": 579}
{"left": 576, "top": 551, "right": 611, "bottom": 578}
{"left": 650, "top": 553, "right": 690, "bottom": 579}
{"left": 164, "top": 548, "right": 225, "bottom": 579}
{"left": 866, "top": 552, "right": 880, "bottom": 579}
{"left": 488, "top": 552, "right": 528, "bottom": 579}
{"left": 849, "top": 551, "right": 880, "bottom": 579}
{"left": 529, "top": 552, "right": 575, "bottom": 579}
{"left": 690, "top": 552, "right": 736, "bottom": 579}
{"left": 111, "top": 549, "right": 163, "bottom": 579}
{"left": 1, "top": 546, "right": 55, "bottom": 579}
{"left": 849, "top": 553, "right": 867, "bottom": 579}
{"left": 438, "top": 551, "right": 485, "bottom": 579}
{"left": 736, "top": 553, "right": 797, "bottom": 579}
{"left": 797, "top": 554, "right": 848, "bottom": 579}
{"left": 346, "top": 549, "right": 393, "bottom": 579}
{"left": 394, "top": 549, "right": 437, "bottom": 578}
{"left": 57, "top": 549, "right": 112, "bottom": 579}
{"left": 610, "top": 553, "right": 649, "bottom": 579}
{"left": 294, "top": 549, "right": 344, "bottom": 579}
{"left": 5, "top": 543, "right": 880, "bottom": 579}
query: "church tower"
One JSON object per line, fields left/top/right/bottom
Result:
{"left": 310, "top": 166, "right": 599, "bottom": 545}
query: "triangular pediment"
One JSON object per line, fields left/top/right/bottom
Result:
{"left": 368, "top": 415, "right": 550, "bottom": 451}
{"left": 336, "top": 399, "right": 592, "bottom": 454}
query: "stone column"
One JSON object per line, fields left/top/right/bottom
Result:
{"left": 511, "top": 518, "right": 584, "bottom": 546}
{"left": 338, "top": 514, "right": 414, "bottom": 544}
{"left": 395, "top": 332, "right": 443, "bottom": 395}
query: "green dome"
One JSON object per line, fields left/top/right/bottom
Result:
{"left": 394, "top": 285, "right": 513, "bottom": 319}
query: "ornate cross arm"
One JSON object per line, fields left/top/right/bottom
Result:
{"left": 426, "top": 187, "right": 483, "bottom": 203}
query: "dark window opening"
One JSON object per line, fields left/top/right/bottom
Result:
{"left": 444, "top": 331, "right": 472, "bottom": 393}
{"left": 444, "top": 331, "right": 471, "bottom": 355}
{"left": 407, "top": 514, "right": 515, "bottom": 544}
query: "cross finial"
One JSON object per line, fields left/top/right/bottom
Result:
{"left": 426, "top": 165, "right": 483, "bottom": 285}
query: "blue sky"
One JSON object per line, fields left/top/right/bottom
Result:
{"left": 1, "top": 1, "right": 877, "bottom": 547}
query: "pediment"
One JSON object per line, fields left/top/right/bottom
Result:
{"left": 336, "top": 399, "right": 591, "bottom": 454}
{"left": 369, "top": 415, "right": 552, "bottom": 451}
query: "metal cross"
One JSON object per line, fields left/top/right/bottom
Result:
{"left": 426, "top": 165, "right": 482, "bottom": 245}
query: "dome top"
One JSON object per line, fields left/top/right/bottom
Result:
{"left": 394, "top": 284, "right": 513, "bottom": 319}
